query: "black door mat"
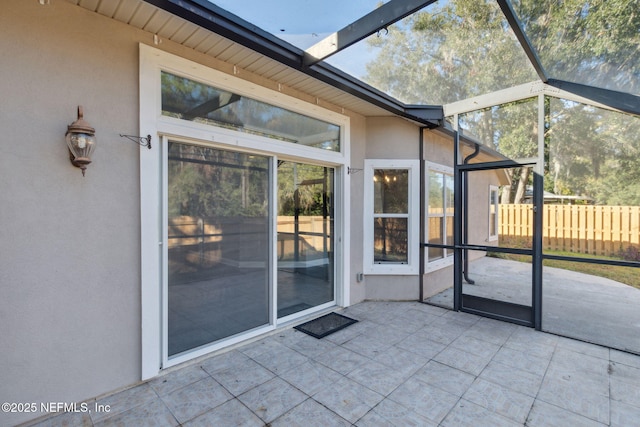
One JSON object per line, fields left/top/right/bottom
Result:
{"left": 294, "top": 312, "right": 358, "bottom": 339}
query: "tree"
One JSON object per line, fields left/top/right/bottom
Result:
{"left": 513, "top": 0, "right": 640, "bottom": 95}
{"left": 365, "top": 0, "right": 540, "bottom": 203}
{"left": 168, "top": 143, "right": 269, "bottom": 218}
{"left": 365, "top": 0, "right": 537, "bottom": 105}
{"left": 459, "top": 99, "right": 538, "bottom": 203}
{"left": 364, "top": 0, "right": 640, "bottom": 205}
{"left": 277, "top": 162, "right": 333, "bottom": 216}
{"left": 548, "top": 100, "right": 640, "bottom": 205}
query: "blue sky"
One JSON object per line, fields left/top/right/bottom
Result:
{"left": 209, "top": 0, "right": 385, "bottom": 78}
{"left": 210, "top": 0, "right": 382, "bottom": 41}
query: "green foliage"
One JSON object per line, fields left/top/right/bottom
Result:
{"left": 365, "top": 0, "right": 537, "bottom": 104}
{"left": 514, "top": 0, "right": 640, "bottom": 94}
{"left": 168, "top": 143, "right": 269, "bottom": 218}
{"left": 548, "top": 99, "right": 640, "bottom": 205}
{"left": 277, "top": 162, "right": 333, "bottom": 216}
{"left": 493, "top": 250, "right": 640, "bottom": 289}
{"left": 618, "top": 245, "right": 640, "bottom": 262}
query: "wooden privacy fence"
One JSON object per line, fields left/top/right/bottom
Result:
{"left": 499, "top": 204, "right": 640, "bottom": 256}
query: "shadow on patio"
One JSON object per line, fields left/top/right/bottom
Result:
{"left": 26, "top": 301, "right": 640, "bottom": 426}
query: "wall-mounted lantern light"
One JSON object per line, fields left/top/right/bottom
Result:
{"left": 65, "top": 106, "right": 96, "bottom": 176}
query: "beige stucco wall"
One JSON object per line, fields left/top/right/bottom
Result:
{"left": 423, "top": 265, "right": 455, "bottom": 299}
{"left": 365, "top": 116, "right": 420, "bottom": 159}
{"left": 365, "top": 276, "right": 420, "bottom": 300}
{"left": 359, "top": 117, "right": 421, "bottom": 300}
{"left": 420, "top": 129, "right": 501, "bottom": 298}
{"left": 0, "top": 2, "right": 145, "bottom": 425}
{"left": 466, "top": 171, "right": 499, "bottom": 247}
{"left": 349, "top": 114, "right": 368, "bottom": 304}
{"left": 423, "top": 129, "right": 454, "bottom": 168}
{"left": 422, "top": 129, "right": 455, "bottom": 298}
{"left": 355, "top": 122, "right": 499, "bottom": 301}
{"left": 0, "top": 1, "right": 371, "bottom": 425}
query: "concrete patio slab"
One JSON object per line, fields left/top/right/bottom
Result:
{"left": 426, "top": 257, "right": 640, "bottom": 355}
{"left": 24, "top": 301, "right": 640, "bottom": 427}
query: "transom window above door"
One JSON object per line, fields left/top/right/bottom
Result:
{"left": 161, "top": 71, "right": 341, "bottom": 152}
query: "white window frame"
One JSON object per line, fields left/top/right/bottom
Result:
{"left": 488, "top": 185, "right": 499, "bottom": 242}
{"left": 363, "top": 159, "right": 420, "bottom": 275}
{"left": 139, "top": 44, "right": 351, "bottom": 379}
{"left": 425, "top": 162, "right": 455, "bottom": 272}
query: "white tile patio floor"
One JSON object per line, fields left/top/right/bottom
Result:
{"left": 27, "top": 301, "right": 640, "bottom": 426}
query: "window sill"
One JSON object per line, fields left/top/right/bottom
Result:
{"left": 425, "top": 257, "right": 454, "bottom": 273}
{"left": 364, "top": 264, "right": 419, "bottom": 275}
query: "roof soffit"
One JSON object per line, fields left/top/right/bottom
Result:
{"left": 69, "top": 0, "right": 442, "bottom": 125}
{"left": 69, "top": 0, "right": 638, "bottom": 120}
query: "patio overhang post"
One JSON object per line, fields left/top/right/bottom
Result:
{"left": 453, "top": 131, "right": 463, "bottom": 311}
{"left": 532, "top": 172, "right": 544, "bottom": 330}
{"left": 419, "top": 126, "right": 426, "bottom": 302}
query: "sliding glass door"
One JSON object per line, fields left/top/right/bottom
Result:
{"left": 165, "top": 143, "right": 337, "bottom": 357}
{"left": 167, "top": 143, "right": 271, "bottom": 357}
{"left": 277, "top": 162, "right": 335, "bottom": 318}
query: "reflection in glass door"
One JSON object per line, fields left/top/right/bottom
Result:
{"left": 277, "top": 162, "right": 334, "bottom": 318}
{"left": 167, "top": 143, "right": 270, "bottom": 357}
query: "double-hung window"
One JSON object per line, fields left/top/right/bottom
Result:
{"left": 426, "top": 162, "right": 454, "bottom": 270}
{"left": 364, "top": 160, "right": 419, "bottom": 275}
